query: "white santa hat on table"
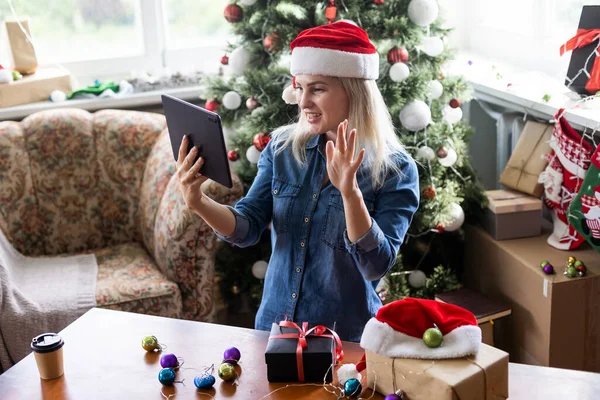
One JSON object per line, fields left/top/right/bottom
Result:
{"left": 282, "top": 21, "right": 379, "bottom": 105}
{"left": 338, "top": 298, "right": 482, "bottom": 385}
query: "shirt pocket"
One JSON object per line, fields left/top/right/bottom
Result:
{"left": 272, "top": 178, "right": 301, "bottom": 234}
{"left": 321, "top": 193, "right": 375, "bottom": 250}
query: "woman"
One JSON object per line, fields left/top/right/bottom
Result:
{"left": 176, "top": 21, "right": 419, "bottom": 342}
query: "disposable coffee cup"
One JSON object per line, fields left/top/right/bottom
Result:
{"left": 31, "top": 333, "right": 65, "bottom": 380}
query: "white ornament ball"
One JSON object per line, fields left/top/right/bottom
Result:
{"left": 408, "top": 0, "right": 439, "bottom": 27}
{"left": 281, "top": 84, "right": 298, "bottom": 105}
{"left": 427, "top": 80, "right": 443, "bottom": 100}
{"left": 438, "top": 147, "right": 457, "bottom": 167}
{"left": 445, "top": 202, "right": 465, "bottom": 232}
{"left": 251, "top": 260, "right": 268, "bottom": 279}
{"left": 421, "top": 36, "right": 444, "bottom": 57}
{"left": 442, "top": 105, "right": 463, "bottom": 124}
{"left": 399, "top": 100, "right": 431, "bottom": 132}
{"left": 240, "top": 0, "right": 257, "bottom": 5}
{"left": 50, "top": 90, "right": 67, "bottom": 102}
{"left": 229, "top": 46, "right": 252, "bottom": 75}
{"left": 222, "top": 91, "right": 242, "bottom": 110}
{"left": 0, "top": 69, "right": 13, "bottom": 83}
{"left": 246, "top": 146, "right": 261, "bottom": 164}
{"left": 408, "top": 270, "right": 427, "bottom": 289}
{"left": 416, "top": 146, "right": 436, "bottom": 161}
{"left": 389, "top": 62, "right": 410, "bottom": 82}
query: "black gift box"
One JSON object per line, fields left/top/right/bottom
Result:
{"left": 564, "top": 6, "right": 600, "bottom": 95}
{"left": 265, "top": 322, "right": 337, "bottom": 383}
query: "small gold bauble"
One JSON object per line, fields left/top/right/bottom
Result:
{"left": 142, "top": 335, "right": 158, "bottom": 352}
{"left": 568, "top": 256, "right": 576, "bottom": 266}
{"left": 218, "top": 362, "right": 236, "bottom": 381}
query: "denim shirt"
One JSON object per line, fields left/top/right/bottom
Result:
{"left": 216, "top": 132, "right": 419, "bottom": 342}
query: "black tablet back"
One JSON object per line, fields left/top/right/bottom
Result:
{"left": 162, "top": 94, "right": 233, "bottom": 189}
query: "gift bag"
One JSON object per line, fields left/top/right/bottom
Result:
{"left": 499, "top": 121, "right": 553, "bottom": 197}
{"left": 4, "top": 19, "right": 38, "bottom": 75}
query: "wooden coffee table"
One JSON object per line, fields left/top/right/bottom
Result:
{"left": 1, "top": 308, "right": 599, "bottom": 399}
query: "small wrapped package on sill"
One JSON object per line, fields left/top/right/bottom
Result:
{"left": 264, "top": 320, "right": 342, "bottom": 383}
{"left": 352, "top": 298, "right": 508, "bottom": 400}
{"left": 499, "top": 120, "right": 553, "bottom": 197}
{"left": 0, "top": 66, "right": 72, "bottom": 108}
{"left": 482, "top": 189, "right": 543, "bottom": 240}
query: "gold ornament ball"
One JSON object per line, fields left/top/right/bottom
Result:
{"left": 568, "top": 256, "right": 576, "bottom": 266}
{"left": 423, "top": 328, "right": 443, "bottom": 348}
{"left": 142, "top": 335, "right": 159, "bottom": 352}
{"left": 218, "top": 362, "right": 236, "bottom": 381}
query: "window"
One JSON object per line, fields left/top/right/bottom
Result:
{"left": 0, "top": 0, "right": 231, "bottom": 84}
{"left": 452, "top": 0, "right": 600, "bottom": 80}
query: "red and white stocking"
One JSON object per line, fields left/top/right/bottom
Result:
{"left": 538, "top": 109, "right": 592, "bottom": 250}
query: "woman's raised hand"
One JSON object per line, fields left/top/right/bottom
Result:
{"left": 325, "top": 120, "right": 365, "bottom": 198}
{"left": 176, "top": 135, "right": 208, "bottom": 212}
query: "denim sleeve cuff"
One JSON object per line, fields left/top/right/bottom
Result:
{"left": 344, "top": 218, "right": 386, "bottom": 254}
{"left": 213, "top": 205, "right": 250, "bottom": 244}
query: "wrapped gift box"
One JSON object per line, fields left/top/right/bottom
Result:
{"left": 563, "top": 6, "right": 600, "bottom": 95}
{"left": 0, "top": 67, "right": 72, "bottom": 108}
{"left": 264, "top": 322, "right": 338, "bottom": 383}
{"left": 482, "top": 190, "right": 542, "bottom": 240}
{"left": 499, "top": 121, "right": 553, "bottom": 197}
{"left": 464, "top": 223, "right": 600, "bottom": 371}
{"left": 365, "top": 345, "right": 509, "bottom": 400}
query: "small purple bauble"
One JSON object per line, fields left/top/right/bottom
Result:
{"left": 160, "top": 353, "right": 179, "bottom": 368}
{"left": 223, "top": 347, "right": 241, "bottom": 365}
{"left": 384, "top": 395, "right": 402, "bottom": 400}
{"left": 543, "top": 264, "right": 554, "bottom": 274}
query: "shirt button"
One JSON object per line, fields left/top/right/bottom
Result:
{"left": 312, "top": 193, "right": 317, "bottom": 198}
{"left": 300, "top": 241, "right": 305, "bottom": 247}
{"left": 292, "top": 293, "right": 297, "bottom": 298}
{"left": 296, "top": 267, "right": 301, "bottom": 273}
{"left": 273, "top": 189, "right": 278, "bottom": 195}
{"left": 304, "top": 217, "right": 309, "bottom": 223}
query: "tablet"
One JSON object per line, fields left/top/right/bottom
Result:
{"left": 161, "top": 94, "right": 233, "bottom": 189}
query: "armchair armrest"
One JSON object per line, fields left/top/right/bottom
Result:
{"left": 139, "top": 131, "right": 244, "bottom": 321}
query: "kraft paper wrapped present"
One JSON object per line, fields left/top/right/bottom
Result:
{"left": 482, "top": 189, "right": 543, "bottom": 240}
{"left": 356, "top": 298, "right": 508, "bottom": 400}
{"left": 0, "top": 67, "right": 72, "bottom": 108}
{"left": 499, "top": 121, "right": 553, "bottom": 197}
{"left": 4, "top": 19, "right": 38, "bottom": 74}
{"left": 365, "top": 346, "right": 509, "bottom": 400}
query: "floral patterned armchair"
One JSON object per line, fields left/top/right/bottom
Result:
{"left": 0, "top": 108, "right": 243, "bottom": 321}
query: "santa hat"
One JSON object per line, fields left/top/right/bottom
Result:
{"left": 283, "top": 21, "right": 379, "bottom": 104}
{"left": 337, "top": 298, "right": 481, "bottom": 384}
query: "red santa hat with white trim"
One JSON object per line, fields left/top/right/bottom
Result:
{"left": 337, "top": 298, "right": 482, "bottom": 385}
{"left": 282, "top": 21, "right": 379, "bottom": 104}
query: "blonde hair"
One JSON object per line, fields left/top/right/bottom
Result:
{"left": 271, "top": 77, "right": 407, "bottom": 188}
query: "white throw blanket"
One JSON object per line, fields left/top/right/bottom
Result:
{"left": 0, "top": 230, "right": 98, "bottom": 373}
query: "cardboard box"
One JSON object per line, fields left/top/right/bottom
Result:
{"left": 365, "top": 345, "right": 509, "bottom": 400}
{"left": 435, "top": 288, "right": 512, "bottom": 347}
{"left": 0, "top": 67, "right": 72, "bottom": 108}
{"left": 264, "top": 322, "right": 337, "bottom": 382}
{"left": 463, "top": 224, "right": 600, "bottom": 372}
{"left": 483, "top": 190, "right": 543, "bottom": 240}
{"left": 499, "top": 121, "right": 553, "bottom": 197}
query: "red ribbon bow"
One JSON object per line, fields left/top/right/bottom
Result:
{"left": 560, "top": 29, "right": 600, "bottom": 94}
{"left": 269, "top": 320, "right": 344, "bottom": 382}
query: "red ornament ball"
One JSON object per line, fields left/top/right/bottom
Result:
{"left": 436, "top": 146, "right": 448, "bottom": 158}
{"left": 253, "top": 133, "right": 271, "bottom": 151}
{"left": 435, "top": 223, "right": 445, "bottom": 233}
{"left": 220, "top": 55, "right": 229, "bottom": 65}
{"left": 228, "top": 149, "right": 240, "bottom": 162}
{"left": 205, "top": 99, "right": 220, "bottom": 112}
{"left": 246, "top": 97, "right": 259, "bottom": 110}
{"left": 263, "top": 33, "right": 279, "bottom": 51}
{"left": 423, "top": 186, "right": 436, "bottom": 200}
{"left": 374, "top": 0, "right": 385, "bottom": 4}
{"left": 387, "top": 47, "right": 409, "bottom": 64}
{"left": 224, "top": 4, "right": 243, "bottom": 23}
{"left": 450, "top": 98, "right": 461, "bottom": 108}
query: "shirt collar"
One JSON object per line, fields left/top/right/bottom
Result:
{"left": 305, "top": 134, "right": 320, "bottom": 149}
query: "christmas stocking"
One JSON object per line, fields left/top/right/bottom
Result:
{"left": 568, "top": 144, "right": 600, "bottom": 251}
{"left": 538, "top": 109, "right": 593, "bottom": 250}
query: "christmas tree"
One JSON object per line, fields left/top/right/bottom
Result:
{"left": 206, "top": 0, "right": 486, "bottom": 310}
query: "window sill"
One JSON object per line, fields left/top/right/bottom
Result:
{"left": 450, "top": 52, "right": 600, "bottom": 132}
{"left": 0, "top": 85, "right": 204, "bottom": 121}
